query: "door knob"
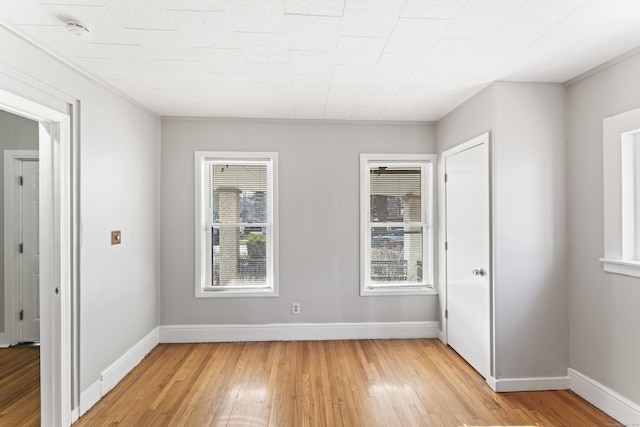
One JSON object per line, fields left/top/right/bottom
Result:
{"left": 472, "top": 268, "right": 486, "bottom": 276}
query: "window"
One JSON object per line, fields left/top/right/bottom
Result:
{"left": 360, "top": 154, "right": 436, "bottom": 296}
{"left": 602, "top": 107, "right": 640, "bottom": 278}
{"left": 195, "top": 151, "right": 278, "bottom": 297}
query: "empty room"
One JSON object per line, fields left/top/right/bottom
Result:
{"left": 0, "top": 0, "right": 639, "bottom": 426}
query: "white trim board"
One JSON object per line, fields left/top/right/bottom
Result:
{"left": 569, "top": 368, "right": 640, "bottom": 426}
{"left": 160, "top": 321, "right": 439, "bottom": 343}
{"left": 70, "top": 407, "right": 80, "bottom": 424}
{"left": 78, "top": 380, "right": 101, "bottom": 419}
{"left": 76, "top": 327, "right": 159, "bottom": 418}
{"left": 600, "top": 258, "right": 640, "bottom": 279}
{"left": 100, "top": 327, "right": 159, "bottom": 397}
{"left": 487, "top": 376, "right": 570, "bottom": 392}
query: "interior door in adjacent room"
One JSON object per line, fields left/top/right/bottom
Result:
{"left": 21, "top": 159, "right": 40, "bottom": 342}
{"left": 443, "top": 133, "right": 490, "bottom": 379}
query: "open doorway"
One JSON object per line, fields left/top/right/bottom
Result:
{"left": 0, "top": 111, "right": 41, "bottom": 425}
{"left": 0, "top": 85, "right": 76, "bottom": 426}
{"left": 2, "top": 113, "right": 40, "bottom": 346}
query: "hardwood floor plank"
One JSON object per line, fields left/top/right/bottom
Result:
{"left": 0, "top": 346, "right": 40, "bottom": 427}
{"left": 73, "top": 339, "right": 620, "bottom": 426}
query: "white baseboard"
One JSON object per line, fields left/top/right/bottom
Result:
{"left": 77, "top": 327, "right": 159, "bottom": 418}
{"left": 569, "top": 368, "right": 640, "bottom": 426}
{"left": 0, "top": 331, "right": 10, "bottom": 348}
{"left": 100, "top": 327, "right": 159, "bottom": 396}
{"left": 488, "top": 375, "right": 570, "bottom": 392}
{"left": 78, "top": 379, "right": 101, "bottom": 417}
{"left": 486, "top": 376, "right": 497, "bottom": 390}
{"left": 70, "top": 407, "right": 79, "bottom": 424}
{"left": 159, "top": 321, "right": 439, "bottom": 343}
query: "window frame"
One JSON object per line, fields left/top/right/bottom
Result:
{"left": 194, "top": 151, "right": 279, "bottom": 298}
{"left": 602, "top": 108, "right": 640, "bottom": 278}
{"left": 360, "top": 153, "right": 437, "bottom": 296}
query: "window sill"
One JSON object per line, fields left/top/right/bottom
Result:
{"left": 360, "top": 286, "right": 438, "bottom": 297}
{"left": 600, "top": 258, "right": 640, "bottom": 279}
{"left": 196, "top": 286, "right": 278, "bottom": 298}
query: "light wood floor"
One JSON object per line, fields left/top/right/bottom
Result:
{"left": 0, "top": 345, "right": 40, "bottom": 427}
{"left": 75, "top": 339, "right": 619, "bottom": 426}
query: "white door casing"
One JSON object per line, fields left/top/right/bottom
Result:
{"left": 21, "top": 159, "right": 40, "bottom": 342}
{"left": 0, "top": 81, "right": 76, "bottom": 426}
{"left": 443, "top": 133, "right": 491, "bottom": 379}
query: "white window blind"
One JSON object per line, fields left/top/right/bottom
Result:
{"left": 360, "top": 154, "right": 435, "bottom": 296}
{"left": 195, "top": 152, "right": 278, "bottom": 297}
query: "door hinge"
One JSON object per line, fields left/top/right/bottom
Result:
{"left": 445, "top": 241, "right": 448, "bottom": 251}
{"left": 19, "top": 176, "right": 23, "bottom": 186}
{"left": 445, "top": 309, "right": 448, "bottom": 319}
{"left": 444, "top": 173, "right": 448, "bottom": 183}
{"left": 19, "top": 309, "right": 23, "bottom": 321}
{"left": 19, "top": 243, "right": 23, "bottom": 254}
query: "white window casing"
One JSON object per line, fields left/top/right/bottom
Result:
{"left": 602, "top": 108, "right": 640, "bottom": 278}
{"left": 195, "top": 151, "right": 278, "bottom": 297}
{"left": 360, "top": 153, "right": 437, "bottom": 296}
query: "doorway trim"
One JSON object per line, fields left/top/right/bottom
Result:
{"left": 0, "top": 85, "right": 76, "bottom": 426}
{"left": 4, "top": 150, "right": 39, "bottom": 346}
{"left": 439, "top": 132, "right": 494, "bottom": 378}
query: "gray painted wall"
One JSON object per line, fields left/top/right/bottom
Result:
{"left": 0, "top": 24, "right": 161, "bottom": 395}
{"left": 436, "top": 85, "right": 495, "bottom": 153}
{"left": 436, "top": 82, "right": 568, "bottom": 381}
{"left": 0, "top": 110, "right": 38, "bottom": 333}
{"left": 161, "top": 119, "right": 438, "bottom": 325}
{"left": 435, "top": 84, "right": 495, "bottom": 332}
{"left": 493, "top": 82, "right": 568, "bottom": 379}
{"left": 567, "top": 53, "right": 640, "bottom": 404}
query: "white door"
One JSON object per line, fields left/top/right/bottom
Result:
{"left": 444, "top": 136, "right": 490, "bottom": 378}
{"left": 21, "top": 159, "right": 40, "bottom": 342}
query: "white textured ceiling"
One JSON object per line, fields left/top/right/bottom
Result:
{"left": 2, "top": 0, "right": 640, "bottom": 121}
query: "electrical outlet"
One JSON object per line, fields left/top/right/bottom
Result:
{"left": 292, "top": 302, "right": 301, "bottom": 315}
